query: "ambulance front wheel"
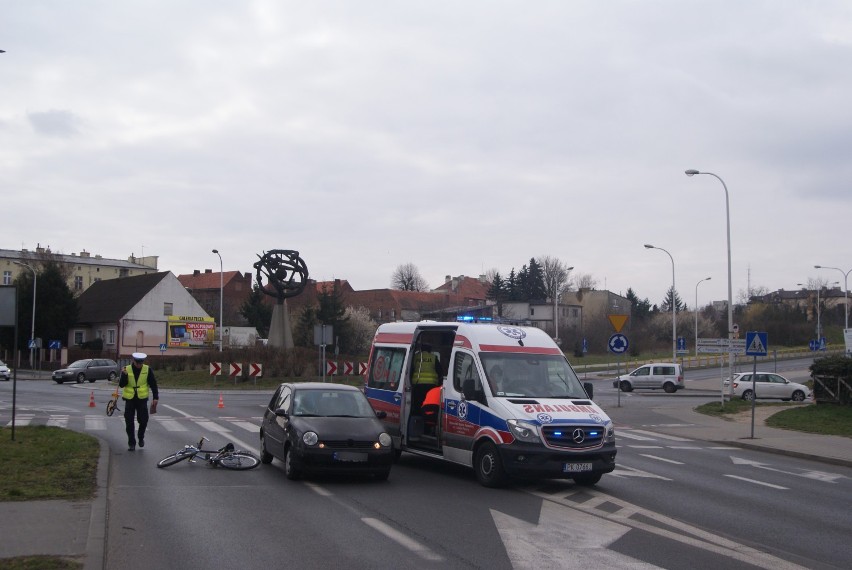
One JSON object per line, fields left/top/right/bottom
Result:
{"left": 474, "top": 442, "right": 508, "bottom": 488}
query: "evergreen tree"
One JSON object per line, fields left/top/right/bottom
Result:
{"left": 526, "top": 257, "right": 547, "bottom": 300}
{"left": 239, "top": 282, "right": 272, "bottom": 337}
{"left": 625, "top": 288, "right": 652, "bottom": 323}
{"left": 660, "top": 286, "right": 686, "bottom": 313}
{"left": 487, "top": 272, "right": 507, "bottom": 316}
{"left": 14, "top": 261, "right": 78, "bottom": 351}
{"left": 316, "top": 282, "right": 354, "bottom": 353}
{"left": 506, "top": 269, "right": 519, "bottom": 301}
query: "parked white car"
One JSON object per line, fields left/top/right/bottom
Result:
{"left": 723, "top": 372, "right": 811, "bottom": 402}
{"left": 0, "top": 360, "right": 10, "bottom": 381}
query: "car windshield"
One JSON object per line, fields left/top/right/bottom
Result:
{"left": 68, "top": 361, "right": 89, "bottom": 369}
{"left": 481, "top": 353, "right": 587, "bottom": 399}
{"left": 292, "top": 389, "right": 376, "bottom": 417}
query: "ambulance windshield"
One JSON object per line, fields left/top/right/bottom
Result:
{"left": 481, "top": 353, "right": 586, "bottom": 399}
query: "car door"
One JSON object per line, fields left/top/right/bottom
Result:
{"left": 765, "top": 374, "right": 788, "bottom": 399}
{"left": 262, "top": 386, "right": 291, "bottom": 457}
{"left": 632, "top": 366, "right": 651, "bottom": 389}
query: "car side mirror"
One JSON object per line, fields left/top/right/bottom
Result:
{"left": 375, "top": 410, "right": 387, "bottom": 419}
{"left": 583, "top": 382, "right": 594, "bottom": 400}
{"left": 274, "top": 408, "right": 289, "bottom": 418}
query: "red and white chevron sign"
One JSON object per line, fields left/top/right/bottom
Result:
{"left": 343, "top": 361, "right": 353, "bottom": 375}
{"left": 249, "top": 363, "right": 262, "bottom": 377}
{"left": 229, "top": 362, "right": 242, "bottom": 377}
{"left": 358, "top": 362, "right": 367, "bottom": 375}
{"left": 326, "top": 361, "right": 337, "bottom": 375}
{"left": 210, "top": 362, "right": 222, "bottom": 376}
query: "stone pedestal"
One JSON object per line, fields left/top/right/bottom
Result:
{"left": 268, "top": 300, "right": 294, "bottom": 349}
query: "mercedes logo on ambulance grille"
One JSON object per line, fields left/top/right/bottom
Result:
{"left": 572, "top": 428, "right": 586, "bottom": 443}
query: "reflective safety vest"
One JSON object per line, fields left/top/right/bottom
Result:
{"left": 123, "top": 364, "right": 151, "bottom": 399}
{"left": 411, "top": 351, "right": 439, "bottom": 385}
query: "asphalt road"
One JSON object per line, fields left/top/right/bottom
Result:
{"left": 2, "top": 369, "right": 849, "bottom": 569}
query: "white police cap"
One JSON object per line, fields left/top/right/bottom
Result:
{"left": 132, "top": 352, "right": 147, "bottom": 360}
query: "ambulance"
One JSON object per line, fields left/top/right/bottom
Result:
{"left": 364, "top": 321, "right": 616, "bottom": 487}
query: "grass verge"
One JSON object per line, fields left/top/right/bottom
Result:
{"left": 0, "top": 556, "right": 82, "bottom": 570}
{"left": 0, "top": 426, "right": 99, "bottom": 502}
{"left": 695, "top": 400, "right": 852, "bottom": 437}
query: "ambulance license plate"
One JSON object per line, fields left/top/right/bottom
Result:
{"left": 563, "top": 462, "right": 593, "bottom": 473}
{"left": 333, "top": 452, "right": 368, "bottom": 463}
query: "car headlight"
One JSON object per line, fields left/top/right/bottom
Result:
{"left": 302, "top": 431, "right": 319, "bottom": 446}
{"left": 605, "top": 423, "right": 615, "bottom": 442}
{"left": 378, "top": 433, "right": 392, "bottom": 447}
{"left": 507, "top": 419, "right": 541, "bottom": 443}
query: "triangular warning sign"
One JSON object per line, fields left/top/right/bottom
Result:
{"left": 608, "top": 314, "right": 629, "bottom": 333}
{"left": 747, "top": 333, "right": 766, "bottom": 355}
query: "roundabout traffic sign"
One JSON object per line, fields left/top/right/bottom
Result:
{"left": 608, "top": 333, "right": 629, "bottom": 354}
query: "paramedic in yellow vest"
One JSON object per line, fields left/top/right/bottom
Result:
{"left": 411, "top": 343, "right": 442, "bottom": 386}
{"left": 119, "top": 352, "right": 159, "bottom": 451}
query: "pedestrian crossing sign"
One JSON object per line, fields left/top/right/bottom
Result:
{"left": 745, "top": 331, "right": 768, "bottom": 356}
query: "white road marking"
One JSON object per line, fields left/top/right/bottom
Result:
{"left": 640, "top": 454, "right": 684, "bottom": 465}
{"left": 617, "top": 431, "right": 657, "bottom": 441}
{"left": 362, "top": 517, "right": 443, "bottom": 562}
{"left": 85, "top": 415, "right": 107, "bottom": 431}
{"left": 723, "top": 474, "right": 788, "bottom": 490}
{"left": 628, "top": 429, "right": 693, "bottom": 442}
{"left": 47, "top": 415, "right": 69, "bottom": 428}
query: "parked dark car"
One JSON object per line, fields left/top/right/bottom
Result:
{"left": 52, "top": 359, "right": 120, "bottom": 384}
{"left": 260, "top": 382, "right": 393, "bottom": 481}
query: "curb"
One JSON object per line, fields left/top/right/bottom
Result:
{"left": 85, "top": 436, "right": 109, "bottom": 570}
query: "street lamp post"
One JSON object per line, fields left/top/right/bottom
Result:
{"left": 686, "top": 169, "right": 734, "bottom": 399}
{"left": 815, "top": 265, "right": 852, "bottom": 330}
{"left": 644, "top": 244, "right": 677, "bottom": 365}
{"left": 694, "top": 277, "right": 711, "bottom": 357}
{"left": 553, "top": 265, "right": 574, "bottom": 346}
{"left": 212, "top": 249, "right": 223, "bottom": 352}
{"left": 12, "top": 261, "right": 36, "bottom": 367}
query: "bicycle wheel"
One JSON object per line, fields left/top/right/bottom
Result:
{"left": 217, "top": 451, "right": 260, "bottom": 470}
{"left": 157, "top": 449, "right": 196, "bottom": 468}
{"left": 106, "top": 399, "right": 118, "bottom": 417}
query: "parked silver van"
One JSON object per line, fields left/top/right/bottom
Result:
{"left": 613, "top": 363, "right": 683, "bottom": 393}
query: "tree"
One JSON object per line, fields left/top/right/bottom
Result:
{"left": 525, "top": 258, "right": 548, "bottom": 300}
{"left": 1, "top": 261, "right": 79, "bottom": 353}
{"left": 660, "top": 286, "right": 686, "bottom": 313}
{"left": 625, "top": 288, "right": 652, "bottom": 324}
{"left": 575, "top": 273, "right": 599, "bottom": 290}
{"left": 239, "top": 283, "right": 272, "bottom": 337}
{"left": 540, "top": 255, "right": 573, "bottom": 302}
{"left": 486, "top": 272, "right": 507, "bottom": 316}
{"left": 344, "top": 306, "right": 378, "bottom": 354}
{"left": 391, "top": 263, "right": 429, "bottom": 291}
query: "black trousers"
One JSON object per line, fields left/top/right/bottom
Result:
{"left": 123, "top": 397, "right": 150, "bottom": 445}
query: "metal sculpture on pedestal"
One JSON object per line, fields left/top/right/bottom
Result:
{"left": 253, "top": 250, "right": 309, "bottom": 349}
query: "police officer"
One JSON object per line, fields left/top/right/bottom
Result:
{"left": 411, "top": 343, "right": 441, "bottom": 386}
{"left": 119, "top": 352, "right": 159, "bottom": 451}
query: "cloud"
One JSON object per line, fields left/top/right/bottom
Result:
{"left": 27, "top": 109, "right": 81, "bottom": 137}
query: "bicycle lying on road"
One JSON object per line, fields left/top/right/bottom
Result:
{"left": 157, "top": 436, "right": 261, "bottom": 470}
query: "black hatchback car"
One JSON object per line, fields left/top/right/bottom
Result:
{"left": 260, "top": 383, "right": 393, "bottom": 481}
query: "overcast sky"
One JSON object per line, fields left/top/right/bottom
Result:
{"left": 2, "top": 1, "right": 851, "bottom": 307}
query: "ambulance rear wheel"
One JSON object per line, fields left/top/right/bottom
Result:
{"left": 474, "top": 442, "right": 507, "bottom": 488}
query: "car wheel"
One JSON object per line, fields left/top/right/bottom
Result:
{"left": 742, "top": 389, "right": 754, "bottom": 401}
{"left": 284, "top": 445, "right": 301, "bottom": 481}
{"left": 76, "top": 373, "right": 86, "bottom": 384}
{"left": 619, "top": 381, "right": 633, "bottom": 392}
{"left": 474, "top": 441, "right": 508, "bottom": 488}
{"left": 108, "top": 371, "right": 117, "bottom": 381}
{"left": 259, "top": 433, "right": 273, "bottom": 464}
{"left": 573, "top": 473, "right": 602, "bottom": 486}
{"left": 791, "top": 390, "right": 806, "bottom": 402}
{"left": 663, "top": 382, "right": 677, "bottom": 394}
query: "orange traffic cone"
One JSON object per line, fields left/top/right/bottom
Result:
{"left": 217, "top": 393, "right": 225, "bottom": 409}
{"left": 89, "top": 391, "right": 96, "bottom": 407}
